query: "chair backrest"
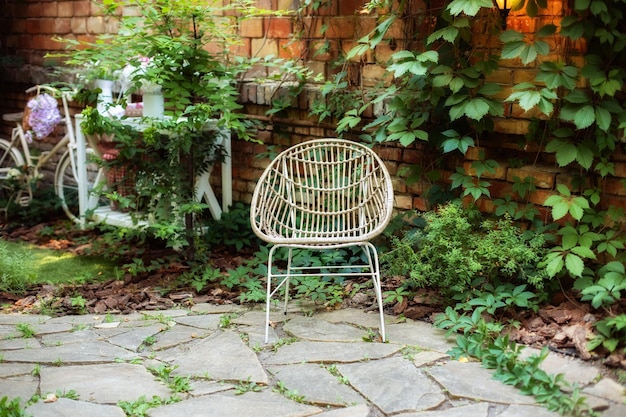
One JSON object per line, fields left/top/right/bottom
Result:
{"left": 251, "top": 138, "right": 394, "bottom": 245}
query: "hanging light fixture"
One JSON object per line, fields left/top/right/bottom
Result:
{"left": 493, "top": 0, "right": 523, "bottom": 30}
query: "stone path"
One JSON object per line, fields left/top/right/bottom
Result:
{"left": 1, "top": 305, "right": 624, "bottom": 417}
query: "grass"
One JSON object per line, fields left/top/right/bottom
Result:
{"left": 1, "top": 239, "right": 117, "bottom": 286}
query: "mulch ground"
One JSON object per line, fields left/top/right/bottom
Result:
{"left": 1, "top": 218, "right": 625, "bottom": 372}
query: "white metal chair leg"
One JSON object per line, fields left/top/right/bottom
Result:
{"left": 283, "top": 248, "right": 293, "bottom": 314}
{"left": 363, "top": 243, "right": 386, "bottom": 342}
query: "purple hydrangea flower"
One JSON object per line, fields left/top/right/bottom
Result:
{"left": 25, "top": 93, "right": 62, "bottom": 142}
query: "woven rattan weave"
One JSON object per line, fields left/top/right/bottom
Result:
{"left": 250, "top": 138, "right": 394, "bottom": 343}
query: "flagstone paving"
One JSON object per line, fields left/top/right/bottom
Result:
{"left": 0, "top": 305, "right": 624, "bottom": 417}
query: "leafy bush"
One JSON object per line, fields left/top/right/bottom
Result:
{"left": 382, "top": 202, "right": 548, "bottom": 298}
{"left": 0, "top": 239, "right": 36, "bottom": 294}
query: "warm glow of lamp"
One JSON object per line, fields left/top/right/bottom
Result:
{"left": 493, "top": 0, "right": 523, "bottom": 30}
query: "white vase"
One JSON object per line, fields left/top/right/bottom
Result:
{"left": 143, "top": 91, "right": 164, "bottom": 118}
{"left": 95, "top": 79, "right": 114, "bottom": 114}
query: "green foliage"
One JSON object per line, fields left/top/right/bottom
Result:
{"left": 0, "top": 396, "right": 29, "bottom": 417}
{"left": 202, "top": 202, "right": 261, "bottom": 251}
{"left": 234, "top": 378, "right": 263, "bottom": 395}
{"left": 588, "top": 315, "right": 626, "bottom": 355}
{"left": 0, "top": 239, "right": 35, "bottom": 294}
{"left": 382, "top": 202, "right": 548, "bottom": 298}
{"left": 148, "top": 365, "right": 190, "bottom": 393}
{"left": 434, "top": 308, "right": 594, "bottom": 416}
{"left": 15, "top": 323, "right": 35, "bottom": 339}
{"left": 576, "top": 262, "right": 626, "bottom": 309}
{"left": 118, "top": 395, "right": 178, "bottom": 417}
{"left": 273, "top": 381, "right": 306, "bottom": 403}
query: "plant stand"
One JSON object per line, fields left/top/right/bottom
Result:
{"left": 73, "top": 114, "right": 232, "bottom": 229}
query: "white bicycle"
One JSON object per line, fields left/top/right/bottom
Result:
{"left": 0, "top": 85, "right": 102, "bottom": 223}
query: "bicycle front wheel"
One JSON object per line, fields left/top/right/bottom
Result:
{"left": 0, "top": 137, "right": 26, "bottom": 199}
{"left": 55, "top": 148, "right": 104, "bottom": 223}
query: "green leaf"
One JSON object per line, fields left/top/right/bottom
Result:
{"left": 448, "top": 0, "right": 493, "bottom": 17}
{"left": 565, "top": 253, "right": 585, "bottom": 277}
{"left": 464, "top": 98, "right": 490, "bottom": 120}
{"left": 595, "top": 107, "right": 612, "bottom": 132}
{"left": 573, "top": 105, "right": 596, "bottom": 129}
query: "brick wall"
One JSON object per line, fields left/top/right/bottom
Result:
{"left": 2, "top": 0, "right": 624, "bottom": 218}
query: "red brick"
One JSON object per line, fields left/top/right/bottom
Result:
{"left": 71, "top": 18, "right": 87, "bottom": 34}
{"left": 86, "top": 17, "right": 106, "bottom": 34}
{"left": 265, "top": 17, "right": 292, "bottom": 38}
{"left": 73, "top": 1, "right": 92, "bottom": 16}
{"left": 413, "top": 196, "right": 429, "bottom": 211}
{"left": 27, "top": 2, "right": 42, "bottom": 16}
{"left": 325, "top": 17, "right": 356, "bottom": 39}
{"left": 240, "top": 17, "right": 264, "bottom": 38}
{"left": 58, "top": 1, "right": 74, "bottom": 18}
{"left": 26, "top": 19, "right": 41, "bottom": 34}
{"left": 279, "top": 39, "right": 303, "bottom": 59}
{"left": 507, "top": 165, "right": 558, "bottom": 189}
{"left": 41, "top": 2, "right": 58, "bottom": 17}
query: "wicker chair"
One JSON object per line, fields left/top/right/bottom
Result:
{"left": 250, "top": 138, "right": 394, "bottom": 343}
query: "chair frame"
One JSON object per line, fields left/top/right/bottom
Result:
{"left": 250, "top": 138, "right": 394, "bottom": 343}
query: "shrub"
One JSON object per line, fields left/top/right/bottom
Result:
{"left": 382, "top": 202, "right": 548, "bottom": 298}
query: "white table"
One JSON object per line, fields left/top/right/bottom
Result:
{"left": 74, "top": 114, "right": 232, "bottom": 228}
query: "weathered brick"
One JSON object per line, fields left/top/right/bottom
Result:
{"left": 266, "top": 17, "right": 292, "bottom": 38}
{"left": 413, "top": 197, "right": 429, "bottom": 211}
{"left": 325, "top": 17, "right": 356, "bottom": 39}
{"left": 73, "top": 0, "right": 91, "bottom": 17}
{"left": 251, "top": 38, "right": 278, "bottom": 58}
{"left": 240, "top": 17, "right": 264, "bottom": 38}
{"left": 395, "top": 194, "right": 413, "bottom": 210}
{"left": 71, "top": 17, "right": 87, "bottom": 34}
{"left": 338, "top": 0, "right": 365, "bottom": 15}
{"left": 507, "top": 166, "right": 557, "bottom": 189}
{"left": 463, "top": 161, "right": 508, "bottom": 180}
{"left": 58, "top": 1, "right": 74, "bottom": 18}
{"left": 26, "top": 19, "right": 41, "bottom": 35}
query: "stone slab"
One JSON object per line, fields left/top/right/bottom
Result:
{"left": 338, "top": 356, "right": 445, "bottom": 414}
{"left": 0, "top": 374, "right": 39, "bottom": 406}
{"left": 40, "top": 329, "right": 102, "bottom": 346}
{"left": 173, "top": 314, "right": 222, "bottom": 330}
{"left": 0, "top": 337, "right": 42, "bottom": 350}
{"left": 268, "top": 363, "right": 366, "bottom": 406}
{"left": 106, "top": 324, "right": 166, "bottom": 351}
{"left": 163, "top": 330, "right": 268, "bottom": 384}
{"left": 426, "top": 361, "right": 535, "bottom": 405}
{"left": 316, "top": 308, "right": 394, "bottom": 329}
{"left": 1, "top": 341, "right": 138, "bottom": 364}
{"left": 39, "top": 363, "right": 171, "bottom": 404}
{"left": 147, "top": 391, "right": 322, "bottom": 417}
{"left": 518, "top": 347, "right": 600, "bottom": 386}
{"left": 316, "top": 404, "right": 370, "bottom": 417}
{"left": 282, "top": 316, "right": 369, "bottom": 342}
{"left": 496, "top": 404, "right": 562, "bottom": 417}
{"left": 386, "top": 321, "right": 456, "bottom": 353}
{"left": 395, "top": 402, "right": 490, "bottom": 417}
{"left": 264, "top": 341, "right": 401, "bottom": 365}
{"left": 0, "top": 362, "right": 36, "bottom": 377}
{"left": 0, "top": 314, "right": 50, "bottom": 325}
{"left": 583, "top": 377, "right": 626, "bottom": 403}
{"left": 190, "top": 303, "right": 247, "bottom": 314}
{"left": 150, "top": 325, "right": 211, "bottom": 351}
{"left": 26, "top": 398, "right": 127, "bottom": 417}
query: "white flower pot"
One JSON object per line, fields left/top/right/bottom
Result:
{"left": 143, "top": 91, "right": 164, "bottom": 118}
{"left": 95, "top": 79, "right": 114, "bottom": 114}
